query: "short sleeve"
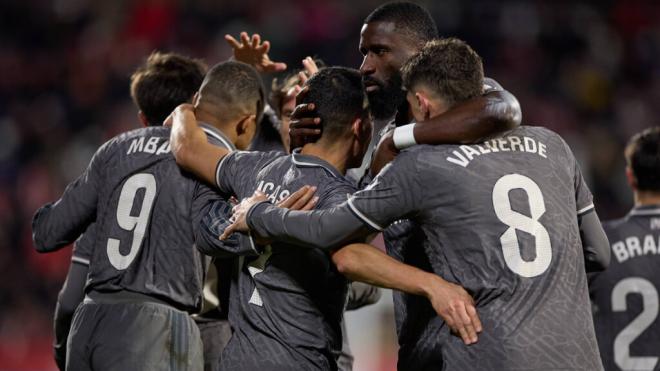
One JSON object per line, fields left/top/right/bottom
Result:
{"left": 346, "top": 151, "right": 424, "bottom": 231}
{"left": 215, "top": 151, "right": 281, "bottom": 198}
{"left": 561, "top": 138, "right": 594, "bottom": 216}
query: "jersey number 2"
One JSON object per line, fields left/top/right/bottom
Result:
{"left": 107, "top": 173, "right": 157, "bottom": 270}
{"left": 612, "top": 277, "right": 659, "bottom": 370}
{"left": 492, "top": 174, "right": 551, "bottom": 278}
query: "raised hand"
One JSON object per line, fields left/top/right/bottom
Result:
{"left": 225, "top": 32, "right": 287, "bottom": 73}
{"left": 297, "top": 56, "right": 319, "bottom": 84}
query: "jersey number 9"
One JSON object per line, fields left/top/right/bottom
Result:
{"left": 107, "top": 173, "right": 157, "bottom": 270}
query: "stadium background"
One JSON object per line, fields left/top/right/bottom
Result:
{"left": 0, "top": 0, "right": 658, "bottom": 369}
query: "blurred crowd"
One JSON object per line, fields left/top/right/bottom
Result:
{"left": 0, "top": 0, "right": 658, "bottom": 369}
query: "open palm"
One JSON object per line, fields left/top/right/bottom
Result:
{"left": 225, "top": 32, "right": 287, "bottom": 73}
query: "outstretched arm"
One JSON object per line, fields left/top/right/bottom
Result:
{"left": 167, "top": 104, "right": 231, "bottom": 186}
{"left": 32, "top": 141, "right": 110, "bottom": 252}
{"left": 333, "top": 243, "right": 481, "bottom": 345}
{"left": 221, "top": 151, "right": 425, "bottom": 249}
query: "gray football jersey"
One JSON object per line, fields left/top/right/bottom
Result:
{"left": 348, "top": 126, "right": 602, "bottom": 370}
{"left": 215, "top": 150, "right": 355, "bottom": 371}
{"left": 32, "top": 125, "right": 229, "bottom": 312}
{"left": 590, "top": 206, "right": 660, "bottom": 371}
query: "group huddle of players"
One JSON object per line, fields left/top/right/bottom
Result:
{"left": 30, "top": 2, "right": 660, "bottom": 371}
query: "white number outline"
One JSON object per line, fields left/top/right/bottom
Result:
{"left": 107, "top": 173, "right": 157, "bottom": 270}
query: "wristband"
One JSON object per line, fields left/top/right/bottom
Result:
{"left": 392, "top": 123, "right": 417, "bottom": 149}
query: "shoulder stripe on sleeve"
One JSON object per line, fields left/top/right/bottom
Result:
{"left": 71, "top": 256, "right": 90, "bottom": 266}
{"left": 215, "top": 155, "right": 231, "bottom": 189}
{"left": 577, "top": 204, "right": 595, "bottom": 216}
{"left": 347, "top": 197, "right": 384, "bottom": 231}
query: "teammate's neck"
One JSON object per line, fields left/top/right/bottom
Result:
{"left": 195, "top": 110, "right": 239, "bottom": 146}
{"left": 301, "top": 142, "right": 350, "bottom": 175}
{"left": 634, "top": 190, "right": 660, "bottom": 207}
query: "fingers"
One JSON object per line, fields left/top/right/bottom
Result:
{"left": 219, "top": 222, "right": 237, "bottom": 241}
{"left": 240, "top": 32, "right": 250, "bottom": 46}
{"left": 288, "top": 186, "right": 317, "bottom": 210}
{"left": 276, "top": 185, "right": 311, "bottom": 208}
{"left": 456, "top": 303, "right": 478, "bottom": 344}
{"left": 467, "top": 304, "right": 483, "bottom": 333}
{"left": 289, "top": 115, "right": 321, "bottom": 129}
{"left": 298, "top": 71, "right": 309, "bottom": 84}
{"left": 259, "top": 40, "right": 271, "bottom": 53}
{"left": 300, "top": 196, "right": 319, "bottom": 211}
{"left": 302, "top": 56, "right": 319, "bottom": 75}
{"left": 456, "top": 325, "right": 471, "bottom": 346}
{"left": 285, "top": 85, "right": 302, "bottom": 99}
{"left": 272, "top": 62, "right": 287, "bottom": 72}
{"left": 251, "top": 33, "right": 260, "bottom": 48}
{"left": 224, "top": 34, "right": 241, "bottom": 49}
{"left": 295, "top": 85, "right": 309, "bottom": 99}
{"left": 291, "top": 103, "right": 316, "bottom": 118}
{"left": 289, "top": 128, "right": 322, "bottom": 137}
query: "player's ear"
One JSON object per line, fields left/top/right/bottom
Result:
{"left": 237, "top": 114, "right": 257, "bottom": 135}
{"left": 351, "top": 117, "right": 369, "bottom": 140}
{"left": 415, "top": 92, "right": 431, "bottom": 121}
{"left": 138, "top": 111, "right": 149, "bottom": 127}
{"left": 626, "top": 167, "right": 637, "bottom": 190}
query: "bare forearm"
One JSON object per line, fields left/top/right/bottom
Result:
{"left": 332, "top": 243, "right": 439, "bottom": 298}
{"left": 168, "top": 106, "right": 229, "bottom": 186}
{"left": 416, "top": 89, "right": 522, "bottom": 144}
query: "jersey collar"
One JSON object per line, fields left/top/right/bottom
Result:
{"left": 629, "top": 204, "right": 660, "bottom": 216}
{"left": 291, "top": 148, "right": 343, "bottom": 179}
{"left": 198, "top": 122, "right": 236, "bottom": 151}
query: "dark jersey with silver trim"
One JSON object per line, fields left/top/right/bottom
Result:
{"left": 215, "top": 150, "right": 355, "bottom": 371}
{"left": 32, "top": 125, "right": 229, "bottom": 312}
{"left": 590, "top": 205, "right": 660, "bottom": 371}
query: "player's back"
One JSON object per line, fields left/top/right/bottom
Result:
{"left": 216, "top": 150, "right": 355, "bottom": 370}
{"left": 399, "top": 126, "right": 602, "bottom": 370}
{"left": 591, "top": 208, "right": 660, "bottom": 371}
{"left": 86, "top": 125, "right": 207, "bottom": 312}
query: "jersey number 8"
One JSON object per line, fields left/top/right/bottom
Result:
{"left": 107, "top": 173, "right": 157, "bottom": 270}
{"left": 492, "top": 174, "right": 551, "bottom": 278}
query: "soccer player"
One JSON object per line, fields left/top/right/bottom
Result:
{"left": 168, "top": 66, "right": 481, "bottom": 370}
{"left": 590, "top": 127, "right": 660, "bottom": 371}
{"left": 222, "top": 38, "right": 612, "bottom": 370}
{"left": 48, "top": 51, "right": 210, "bottom": 370}
{"left": 289, "top": 2, "right": 521, "bottom": 179}
{"left": 31, "top": 60, "right": 264, "bottom": 370}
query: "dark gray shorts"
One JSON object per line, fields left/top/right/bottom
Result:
{"left": 194, "top": 319, "right": 232, "bottom": 371}
{"left": 66, "top": 298, "right": 203, "bottom": 371}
